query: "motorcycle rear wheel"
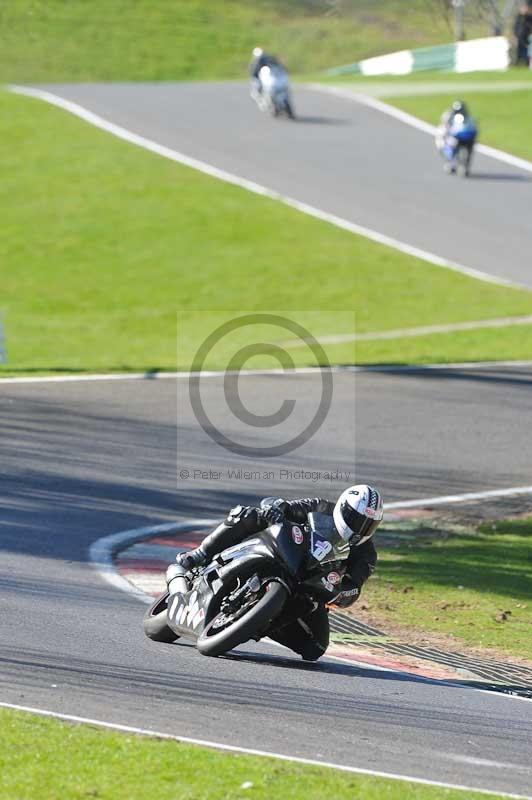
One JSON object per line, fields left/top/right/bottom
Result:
{"left": 197, "top": 580, "right": 287, "bottom": 657}
{"left": 143, "top": 591, "right": 180, "bottom": 643}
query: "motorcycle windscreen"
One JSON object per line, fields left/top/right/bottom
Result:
{"left": 307, "top": 512, "right": 350, "bottom": 564}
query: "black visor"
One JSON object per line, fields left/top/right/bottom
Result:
{"left": 340, "top": 500, "right": 380, "bottom": 544}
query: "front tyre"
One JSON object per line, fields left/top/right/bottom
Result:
{"left": 457, "top": 145, "right": 472, "bottom": 177}
{"left": 197, "top": 580, "right": 288, "bottom": 657}
{"left": 143, "top": 591, "right": 180, "bottom": 643}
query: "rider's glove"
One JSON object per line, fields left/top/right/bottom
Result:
{"left": 261, "top": 498, "right": 287, "bottom": 525}
{"left": 176, "top": 546, "right": 207, "bottom": 571}
{"left": 333, "top": 577, "right": 360, "bottom": 608}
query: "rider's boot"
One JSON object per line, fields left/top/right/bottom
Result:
{"left": 166, "top": 547, "right": 208, "bottom": 595}
{"left": 169, "top": 506, "right": 262, "bottom": 586}
{"left": 175, "top": 546, "right": 208, "bottom": 571}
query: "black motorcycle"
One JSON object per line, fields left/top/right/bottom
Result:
{"left": 143, "top": 511, "right": 350, "bottom": 658}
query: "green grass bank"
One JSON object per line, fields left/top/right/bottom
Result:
{"left": 2, "top": 89, "right": 532, "bottom": 376}
{"left": 0, "top": 0, "right": 487, "bottom": 83}
{"left": 361, "top": 516, "right": 532, "bottom": 661}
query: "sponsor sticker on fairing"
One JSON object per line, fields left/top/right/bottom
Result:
{"left": 312, "top": 539, "right": 332, "bottom": 561}
{"left": 292, "top": 525, "right": 304, "bottom": 544}
{"left": 327, "top": 571, "right": 341, "bottom": 585}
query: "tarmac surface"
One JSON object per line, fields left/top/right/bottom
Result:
{"left": 2, "top": 368, "right": 532, "bottom": 795}
{"left": 33, "top": 80, "right": 532, "bottom": 287}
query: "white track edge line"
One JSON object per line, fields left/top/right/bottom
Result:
{"left": 0, "top": 703, "right": 529, "bottom": 799}
{"left": 88, "top": 520, "right": 218, "bottom": 604}
{"left": 309, "top": 83, "right": 532, "bottom": 175}
{"left": 285, "top": 315, "right": 532, "bottom": 346}
{"left": 2, "top": 359, "right": 532, "bottom": 385}
{"left": 386, "top": 484, "right": 532, "bottom": 509}
{"left": 8, "top": 84, "right": 525, "bottom": 290}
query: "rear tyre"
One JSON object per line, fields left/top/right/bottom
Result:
{"left": 143, "top": 591, "right": 179, "bottom": 643}
{"left": 197, "top": 580, "right": 288, "bottom": 657}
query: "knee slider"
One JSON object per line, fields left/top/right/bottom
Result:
{"left": 300, "top": 642, "right": 326, "bottom": 662}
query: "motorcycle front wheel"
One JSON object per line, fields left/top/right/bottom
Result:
{"left": 197, "top": 580, "right": 288, "bottom": 657}
{"left": 143, "top": 591, "right": 180, "bottom": 643}
{"left": 284, "top": 99, "right": 295, "bottom": 119}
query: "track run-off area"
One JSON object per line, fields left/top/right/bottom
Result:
{"left": 2, "top": 366, "right": 532, "bottom": 798}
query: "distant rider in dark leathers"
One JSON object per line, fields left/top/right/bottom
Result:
{"left": 167, "top": 485, "right": 383, "bottom": 661}
{"left": 249, "top": 46, "right": 284, "bottom": 96}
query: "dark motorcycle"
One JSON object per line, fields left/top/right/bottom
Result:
{"left": 251, "top": 65, "right": 295, "bottom": 119}
{"left": 143, "top": 511, "right": 350, "bottom": 658}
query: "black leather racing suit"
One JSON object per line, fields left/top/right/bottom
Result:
{"left": 197, "top": 498, "right": 377, "bottom": 661}
{"left": 249, "top": 53, "right": 281, "bottom": 80}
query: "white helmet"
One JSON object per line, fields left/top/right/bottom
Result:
{"left": 252, "top": 47, "right": 264, "bottom": 58}
{"left": 333, "top": 485, "right": 383, "bottom": 546}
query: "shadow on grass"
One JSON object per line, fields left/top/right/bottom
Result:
{"left": 380, "top": 527, "right": 532, "bottom": 601}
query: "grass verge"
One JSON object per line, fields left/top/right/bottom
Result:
{"left": 360, "top": 516, "right": 532, "bottom": 661}
{"left": 0, "top": 707, "right": 512, "bottom": 800}
{"left": 0, "top": 0, "right": 484, "bottom": 83}
{"left": 2, "top": 89, "right": 532, "bottom": 375}
{"left": 317, "top": 69, "right": 532, "bottom": 86}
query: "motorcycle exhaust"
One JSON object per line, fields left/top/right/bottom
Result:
{"left": 166, "top": 563, "right": 188, "bottom": 595}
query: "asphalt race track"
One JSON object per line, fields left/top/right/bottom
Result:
{"left": 2, "top": 367, "right": 532, "bottom": 796}
{"left": 30, "top": 81, "right": 532, "bottom": 287}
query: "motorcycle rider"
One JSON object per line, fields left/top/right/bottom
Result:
{"left": 249, "top": 47, "right": 284, "bottom": 96}
{"left": 436, "top": 100, "right": 477, "bottom": 172}
{"left": 167, "top": 485, "right": 383, "bottom": 661}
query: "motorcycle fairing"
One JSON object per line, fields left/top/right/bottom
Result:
{"left": 167, "top": 588, "right": 207, "bottom": 634}
{"left": 166, "top": 534, "right": 289, "bottom": 640}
